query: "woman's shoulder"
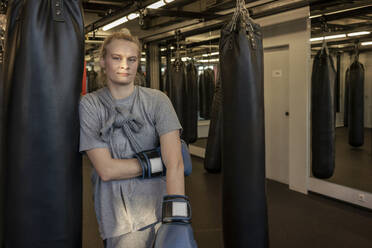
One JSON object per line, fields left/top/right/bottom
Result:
{"left": 138, "top": 86, "right": 169, "bottom": 98}
{"left": 79, "top": 88, "right": 106, "bottom": 109}
{"left": 138, "top": 86, "right": 169, "bottom": 102}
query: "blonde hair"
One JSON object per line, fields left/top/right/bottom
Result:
{"left": 98, "top": 29, "right": 142, "bottom": 86}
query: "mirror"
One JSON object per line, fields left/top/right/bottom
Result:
{"left": 310, "top": 3, "right": 372, "bottom": 193}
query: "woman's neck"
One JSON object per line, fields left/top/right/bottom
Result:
{"left": 107, "top": 82, "right": 135, "bottom": 100}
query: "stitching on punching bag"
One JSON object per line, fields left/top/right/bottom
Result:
{"left": 52, "top": 0, "right": 64, "bottom": 22}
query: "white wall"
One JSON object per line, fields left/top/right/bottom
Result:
{"left": 258, "top": 7, "right": 311, "bottom": 194}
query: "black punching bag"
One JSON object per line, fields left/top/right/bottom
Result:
{"left": 344, "top": 68, "right": 350, "bottom": 127}
{"left": 311, "top": 47, "right": 335, "bottom": 179}
{"left": 198, "top": 72, "right": 206, "bottom": 119}
{"left": 206, "top": 69, "right": 215, "bottom": 119}
{"left": 169, "top": 59, "right": 188, "bottom": 140}
{"left": 220, "top": 17, "right": 268, "bottom": 248}
{"left": 186, "top": 63, "right": 198, "bottom": 143}
{"left": 0, "top": 62, "right": 4, "bottom": 247}
{"left": 348, "top": 60, "right": 364, "bottom": 147}
{"left": 2, "top": 1, "right": 84, "bottom": 247}
{"left": 204, "top": 77, "right": 223, "bottom": 173}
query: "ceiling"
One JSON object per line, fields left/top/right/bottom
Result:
{"left": 310, "top": 0, "right": 372, "bottom": 53}
{"left": 1, "top": 0, "right": 372, "bottom": 58}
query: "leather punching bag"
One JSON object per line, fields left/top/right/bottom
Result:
{"left": 198, "top": 72, "right": 206, "bottom": 119}
{"left": 205, "top": 69, "right": 215, "bottom": 119}
{"left": 204, "top": 77, "right": 223, "bottom": 173}
{"left": 220, "top": 18, "right": 268, "bottom": 247}
{"left": 2, "top": 1, "right": 84, "bottom": 247}
{"left": 344, "top": 68, "right": 350, "bottom": 127}
{"left": 169, "top": 59, "right": 188, "bottom": 141}
{"left": 348, "top": 60, "right": 364, "bottom": 147}
{"left": 0, "top": 62, "right": 4, "bottom": 247}
{"left": 311, "top": 47, "right": 335, "bottom": 179}
{"left": 186, "top": 63, "right": 198, "bottom": 143}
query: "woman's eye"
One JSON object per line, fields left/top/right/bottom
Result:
{"left": 112, "top": 56, "right": 120, "bottom": 60}
{"left": 129, "top": 58, "right": 137, "bottom": 63}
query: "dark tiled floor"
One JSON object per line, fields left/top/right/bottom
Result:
{"left": 192, "top": 138, "right": 208, "bottom": 148}
{"left": 324, "top": 127, "right": 372, "bottom": 192}
{"left": 83, "top": 155, "right": 372, "bottom": 248}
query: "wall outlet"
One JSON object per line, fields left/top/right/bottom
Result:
{"left": 358, "top": 193, "right": 366, "bottom": 202}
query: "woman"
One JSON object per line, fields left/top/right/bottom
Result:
{"left": 79, "top": 29, "right": 185, "bottom": 247}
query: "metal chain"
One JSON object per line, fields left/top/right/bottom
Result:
{"left": 229, "top": 0, "right": 256, "bottom": 49}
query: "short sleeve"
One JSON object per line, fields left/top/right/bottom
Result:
{"left": 79, "top": 95, "right": 108, "bottom": 152}
{"left": 153, "top": 91, "right": 182, "bottom": 137}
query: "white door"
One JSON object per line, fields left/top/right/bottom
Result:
{"left": 264, "top": 46, "right": 290, "bottom": 184}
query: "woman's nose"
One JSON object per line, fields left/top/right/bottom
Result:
{"left": 120, "top": 60, "right": 128, "bottom": 69}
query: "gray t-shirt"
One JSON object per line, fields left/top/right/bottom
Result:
{"left": 79, "top": 86, "right": 182, "bottom": 239}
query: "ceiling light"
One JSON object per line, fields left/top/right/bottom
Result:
{"left": 163, "top": 0, "right": 174, "bottom": 3}
{"left": 324, "top": 34, "right": 346, "bottom": 40}
{"left": 127, "top": 13, "right": 139, "bottom": 20}
{"left": 210, "top": 52, "right": 219, "bottom": 56}
{"left": 347, "top": 31, "right": 371, "bottom": 37}
{"left": 102, "top": 16, "right": 128, "bottom": 31}
{"left": 309, "top": 14, "right": 322, "bottom": 19}
{"left": 310, "top": 37, "right": 324, "bottom": 42}
{"left": 147, "top": 0, "right": 166, "bottom": 9}
{"left": 361, "top": 41, "right": 372, "bottom": 46}
{"left": 198, "top": 59, "right": 219, "bottom": 63}
{"left": 141, "top": 58, "right": 146, "bottom": 62}
{"left": 160, "top": 48, "right": 167, "bottom": 51}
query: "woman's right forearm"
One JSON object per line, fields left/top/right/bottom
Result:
{"left": 103, "top": 158, "right": 143, "bottom": 181}
{"left": 86, "top": 148, "right": 142, "bottom": 181}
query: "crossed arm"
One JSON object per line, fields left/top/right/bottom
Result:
{"left": 86, "top": 130, "right": 185, "bottom": 195}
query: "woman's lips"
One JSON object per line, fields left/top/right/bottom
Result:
{"left": 118, "top": 73, "right": 129, "bottom": 76}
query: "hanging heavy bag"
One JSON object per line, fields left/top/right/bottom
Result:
{"left": 344, "top": 68, "right": 350, "bottom": 127}
{"left": 204, "top": 69, "right": 215, "bottom": 119}
{"left": 198, "top": 72, "right": 207, "bottom": 119}
{"left": 204, "top": 77, "right": 223, "bottom": 173}
{"left": 220, "top": 11, "right": 268, "bottom": 248}
{"left": 311, "top": 46, "right": 336, "bottom": 179}
{"left": 348, "top": 60, "right": 364, "bottom": 147}
{"left": 87, "top": 69, "right": 99, "bottom": 92}
{"left": 169, "top": 59, "right": 189, "bottom": 141}
{"left": 0, "top": 62, "right": 4, "bottom": 247}
{"left": 2, "top": 1, "right": 84, "bottom": 247}
{"left": 186, "top": 63, "right": 198, "bottom": 143}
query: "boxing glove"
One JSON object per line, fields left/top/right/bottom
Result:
{"left": 154, "top": 195, "right": 198, "bottom": 248}
{"left": 135, "top": 140, "right": 192, "bottom": 179}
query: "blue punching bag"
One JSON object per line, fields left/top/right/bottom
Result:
{"left": 2, "top": 1, "right": 84, "bottom": 247}
{"left": 220, "top": 8, "right": 268, "bottom": 248}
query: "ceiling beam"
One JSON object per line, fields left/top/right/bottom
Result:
{"left": 311, "top": 6, "right": 372, "bottom": 24}
{"left": 144, "top": 9, "right": 222, "bottom": 19}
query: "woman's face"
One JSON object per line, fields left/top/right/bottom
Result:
{"left": 100, "top": 39, "right": 139, "bottom": 87}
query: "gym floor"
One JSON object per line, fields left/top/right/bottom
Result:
{"left": 83, "top": 154, "right": 372, "bottom": 248}
{"left": 325, "top": 127, "right": 372, "bottom": 192}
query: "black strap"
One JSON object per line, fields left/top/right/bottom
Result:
{"left": 52, "top": 0, "right": 64, "bottom": 22}
{"left": 162, "top": 195, "right": 191, "bottom": 224}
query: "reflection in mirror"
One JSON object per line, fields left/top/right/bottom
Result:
{"left": 310, "top": 3, "right": 372, "bottom": 193}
